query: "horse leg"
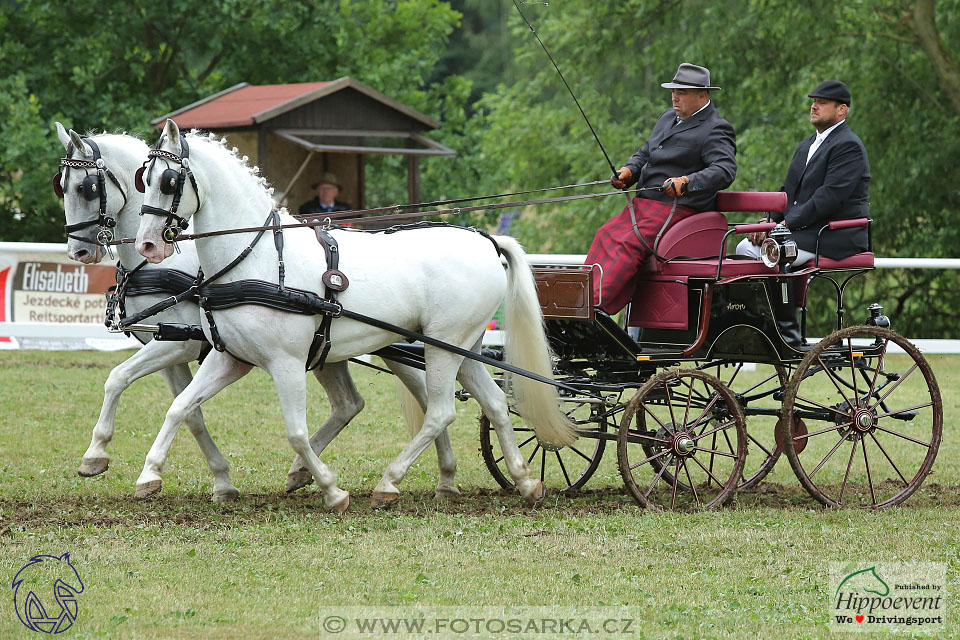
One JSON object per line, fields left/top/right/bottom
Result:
{"left": 80, "top": 340, "right": 196, "bottom": 477}
{"left": 385, "top": 362, "right": 460, "bottom": 500}
{"left": 135, "top": 351, "right": 252, "bottom": 499}
{"left": 160, "top": 363, "right": 239, "bottom": 502}
{"left": 457, "top": 352, "right": 544, "bottom": 504}
{"left": 286, "top": 361, "right": 365, "bottom": 493}
{"left": 269, "top": 364, "right": 349, "bottom": 512}
{"left": 372, "top": 347, "right": 462, "bottom": 508}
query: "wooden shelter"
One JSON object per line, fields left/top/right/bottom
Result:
{"left": 151, "top": 77, "right": 455, "bottom": 213}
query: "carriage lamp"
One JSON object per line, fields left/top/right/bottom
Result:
{"left": 866, "top": 303, "right": 891, "bottom": 329}
{"left": 760, "top": 223, "right": 798, "bottom": 268}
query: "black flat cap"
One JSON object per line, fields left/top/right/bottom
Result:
{"left": 808, "top": 80, "right": 851, "bottom": 106}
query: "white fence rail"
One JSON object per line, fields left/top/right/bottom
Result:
{"left": 1, "top": 242, "right": 957, "bottom": 352}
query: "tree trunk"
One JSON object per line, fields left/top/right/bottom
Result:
{"left": 907, "top": 0, "right": 960, "bottom": 116}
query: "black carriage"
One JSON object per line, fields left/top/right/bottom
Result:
{"left": 480, "top": 191, "right": 941, "bottom": 510}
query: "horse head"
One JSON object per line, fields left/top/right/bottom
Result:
{"left": 55, "top": 123, "right": 141, "bottom": 264}
{"left": 135, "top": 119, "right": 202, "bottom": 264}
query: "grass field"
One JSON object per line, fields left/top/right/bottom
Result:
{"left": 0, "top": 349, "right": 957, "bottom": 639}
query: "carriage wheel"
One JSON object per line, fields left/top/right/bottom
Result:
{"left": 778, "top": 325, "right": 941, "bottom": 508}
{"left": 617, "top": 370, "right": 746, "bottom": 510}
{"left": 696, "top": 361, "right": 790, "bottom": 489}
{"left": 479, "top": 396, "right": 611, "bottom": 493}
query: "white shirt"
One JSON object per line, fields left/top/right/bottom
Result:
{"left": 676, "top": 100, "right": 711, "bottom": 126}
{"left": 806, "top": 119, "right": 845, "bottom": 164}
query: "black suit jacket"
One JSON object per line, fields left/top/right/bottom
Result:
{"left": 773, "top": 122, "right": 870, "bottom": 259}
{"left": 624, "top": 102, "right": 737, "bottom": 212}
{"left": 298, "top": 198, "right": 351, "bottom": 215}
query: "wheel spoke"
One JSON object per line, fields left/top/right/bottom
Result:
{"left": 683, "top": 459, "right": 701, "bottom": 506}
{"left": 809, "top": 429, "right": 852, "bottom": 479}
{"left": 874, "top": 425, "right": 933, "bottom": 448}
{"left": 868, "top": 432, "right": 910, "bottom": 486}
{"left": 670, "top": 455, "right": 680, "bottom": 509}
{"left": 746, "top": 430, "right": 775, "bottom": 458}
{"left": 870, "top": 362, "right": 919, "bottom": 409}
{"left": 539, "top": 447, "right": 546, "bottom": 483}
{"left": 838, "top": 433, "right": 859, "bottom": 505}
{"left": 642, "top": 402, "right": 675, "bottom": 435}
{"left": 517, "top": 434, "right": 537, "bottom": 449}
{"left": 862, "top": 435, "right": 876, "bottom": 505}
{"left": 793, "top": 420, "right": 853, "bottom": 442}
{"left": 847, "top": 337, "right": 860, "bottom": 405}
{"left": 692, "top": 419, "right": 736, "bottom": 443}
{"left": 630, "top": 446, "right": 672, "bottom": 472}
{"left": 556, "top": 451, "right": 572, "bottom": 487}
{"left": 664, "top": 382, "right": 678, "bottom": 432}
{"left": 643, "top": 453, "right": 673, "bottom": 497}
{"left": 567, "top": 444, "right": 597, "bottom": 463}
{"left": 526, "top": 443, "right": 541, "bottom": 465}
{"left": 874, "top": 401, "right": 933, "bottom": 420}
{"left": 817, "top": 355, "right": 854, "bottom": 407}
{"left": 864, "top": 340, "right": 889, "bottom": 402}
{"left": 693, "top": 446, "right": 738, "bottom": 459}
{"left": 689, "top": 452, "right": 728, "bottom": 487}
{"left": 793, "top": 394, "right": 850, "bottom": 418}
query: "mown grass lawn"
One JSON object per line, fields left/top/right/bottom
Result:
{"left": 0, "top": 349, "right": 957, "bottom": 639}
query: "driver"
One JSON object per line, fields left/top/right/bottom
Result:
{"left": 587, "top": 63, "right": 737, "bottom": 315}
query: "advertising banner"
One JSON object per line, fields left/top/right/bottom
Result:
{"left": 0, "top": 243, "right": 137, "bottom": 350}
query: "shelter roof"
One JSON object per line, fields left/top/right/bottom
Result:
{"left": 151, "top": 77, "right": 440, "bottom": 130}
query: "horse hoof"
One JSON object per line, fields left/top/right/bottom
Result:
{"left": 285, "top": 469, "right": 314, "bottom": 493}
{"left": 524, "top": 481, "right": 545, "bottom": 505}
{"left": 134, "top": 480, "right": 162, "bottom": 500}
{"left": 78, "top": 457, "right": 109, "bottom": 477}
{"left": 371, "top": 491, "right": 400, "bottom": 509}
{"left": 212, "top": 487, "right": 240, "bottom": 503}
{"left": 328, "top": 492, "right": 350, "bottom": 514}
{"left": 434, "top": 486, "right": 461, "bottom": 500}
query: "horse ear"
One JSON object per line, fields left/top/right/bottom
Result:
{"left": 164, "top": 118, "right": 181, "bottom": 151}
{"left": 68, "top": 129, "right": 93, "bottom": 158}
{"left": 55, "top": 122, "right": 72, "bottom": 151}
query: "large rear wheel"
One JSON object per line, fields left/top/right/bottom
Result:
{"left": 778, "top": 325, "right": 941, "bottom": 508}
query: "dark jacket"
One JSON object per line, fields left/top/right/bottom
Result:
{"left": 774, "top": 122, "right": 870, "bottom": 260}
{"left": 298, "top": 198, "right": 351, "bottom": 215}
{"left": 624, "top": 102, "right": 737, "bottom": 212}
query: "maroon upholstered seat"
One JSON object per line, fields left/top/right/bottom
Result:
{"left": 659, "top": 258, "right": 778, "bottom": 278}
{"left": 815, "top": 252, "right": 875, "bottom": 269}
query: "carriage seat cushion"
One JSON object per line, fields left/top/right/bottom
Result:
{"left": 658, "top": 257, "right": 779, "bottom": 278}
{"left": 816, "top": 252, "right": 875, "bottom": 269}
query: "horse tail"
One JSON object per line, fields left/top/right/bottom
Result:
{"left": 395, "top": 377, "right": 425, "bottom": 437}
{"left": 495, "top": 236, "right": 579, "bottom": 447}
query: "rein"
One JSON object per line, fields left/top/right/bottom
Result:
{"left": 107, "top": 187, "right": 642, "bottom": 245}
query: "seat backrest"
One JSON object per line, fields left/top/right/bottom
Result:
{"left": 715, "top": 191, "right": 787, "bottom": 213}
{"left": 655, "top": 210, "right": 728, "bottom": 259}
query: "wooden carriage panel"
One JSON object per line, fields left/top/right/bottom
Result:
{"left": 533, "top": 268, "right": 594, "bottom": 321}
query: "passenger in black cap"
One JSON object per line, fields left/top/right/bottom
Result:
{"left": 737, "top": 80, "right": 870, "bottom": 346}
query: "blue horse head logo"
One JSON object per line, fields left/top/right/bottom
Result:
{"left": 12, "top": 553, "right": 84, "bottom": 634}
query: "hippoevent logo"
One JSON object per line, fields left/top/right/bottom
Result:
{"left": 829, "top": 562, "right": 945, "bottom": 633}
{"left": 11, "top": 553, "right": 84, "bottom": 634}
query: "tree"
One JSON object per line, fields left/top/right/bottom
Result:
{"left": 0, "top": 0, "right": 463, "bottom": 241}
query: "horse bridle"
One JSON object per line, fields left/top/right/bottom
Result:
{"left": 54, "top": 137, "right": 126, "bottom": 249}
{"left": 135, "top": 136, "right": 200, "bottom": 243}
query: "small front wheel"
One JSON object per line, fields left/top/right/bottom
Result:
{"left": 617, "top": 369, "right": 746, "bottom": 510}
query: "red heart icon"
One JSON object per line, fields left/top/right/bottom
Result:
{"left": 856, "top": 615, "right": 864, "bottom": 623}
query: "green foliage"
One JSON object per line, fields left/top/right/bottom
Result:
{"left": 0, "top": 0, "right": 463, "bottom": 241}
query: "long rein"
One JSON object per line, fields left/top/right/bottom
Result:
{"left": 105, "top": 180, "right": 663, "bottom": 246}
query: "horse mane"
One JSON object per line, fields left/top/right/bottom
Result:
{"left": 184, "top": 130, "right": 280, "bottom": 205}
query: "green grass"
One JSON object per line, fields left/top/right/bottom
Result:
{"left": 0, "top": 350, "right": 958, "bottom": 639}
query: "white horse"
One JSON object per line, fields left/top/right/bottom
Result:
{"left": 55, "top": 124, "right": 458, "bottom": 501}
{"left": 135, "top": 119, "right": 578, "bottom": 511}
